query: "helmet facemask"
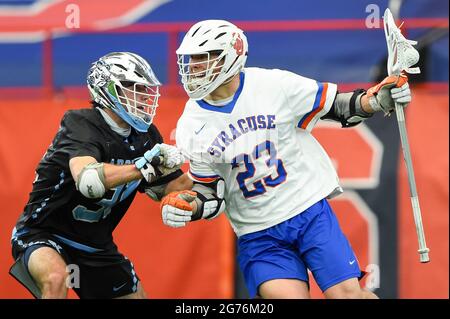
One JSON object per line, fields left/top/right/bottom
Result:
{"left": 177, "top": 50, "right": 226, "bottom": 97}
{"left": 115, "top": 81, "right": 160, "bottom": 127}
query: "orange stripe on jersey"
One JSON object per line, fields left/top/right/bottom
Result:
{"left": 300, "top": 82, "right": 329, "bottom": 129}
{"left": 188, "top": 170, "right": 219, "bottom": 183}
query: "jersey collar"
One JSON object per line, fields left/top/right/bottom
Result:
{"left": 195, "top": 72, "right": 245, "bottom": 114}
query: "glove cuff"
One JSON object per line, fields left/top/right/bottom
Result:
{"left": 135, "top": 158, "right": 157, "bottom": 182}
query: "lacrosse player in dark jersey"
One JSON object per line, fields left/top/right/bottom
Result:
{"left": 9, "top": 52, "right": 192, "bottom": 299}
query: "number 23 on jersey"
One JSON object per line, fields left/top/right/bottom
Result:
{"left": 231, "top": 140, "right": 287, "bottom": 198}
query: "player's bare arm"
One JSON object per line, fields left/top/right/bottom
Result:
{"left": 164, "top": 173, "right": 193, "bottom": 194}
{"left": 70, "top": 143, "right": 184, "bottom": 199}
{"left": 70, "top": 156, "right": 142, "bottom": 190}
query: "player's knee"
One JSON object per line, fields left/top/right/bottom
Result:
{"left": 324, "top": 278, "right": 370, "bottom": 299}
{"left": 340, "top": 289, "right": 363, "bottom": 299}
{"left": 361, "top": 288, "right": 379, "bottom": 299}
{"left": 41, "top": 271, "right": 68, "bottom": 298}
{"left": 331, "top": 286, "right": 364, "bottom": 299}
{"left": 349, "top": 288, "right": 378, "bottom": 299}
{"left": 259, "top": 279, "right": 310, "bottom": 299}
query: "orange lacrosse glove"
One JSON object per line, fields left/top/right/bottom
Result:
{"left": 160, "top": 190, "right": 197, "bottom": 228}
{"left": 366, "top": 73, "right": 410, "bottom": 114}
{"left": 160, "top": 190, "right": 197, "bottom": 211}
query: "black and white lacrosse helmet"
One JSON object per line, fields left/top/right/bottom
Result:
{"left": 87, "top": 52, "right": 161, "bottom": 132}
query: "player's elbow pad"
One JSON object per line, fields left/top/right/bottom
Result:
{"left": 191, "top": 179, "right": 226, "bottom": 221}
{"left": 76, "top": 163, "right": 106, "bottom": 199}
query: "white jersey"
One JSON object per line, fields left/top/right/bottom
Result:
{"left": 176, "top": 67, "right": 342, "bottom": 237}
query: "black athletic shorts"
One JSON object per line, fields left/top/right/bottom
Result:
{"left": 11, "top": 229, "right": 140, "bottom": 299}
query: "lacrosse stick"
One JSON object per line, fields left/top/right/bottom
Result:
{"left": 383, "top": 8, "right": 430, "bottom": 263}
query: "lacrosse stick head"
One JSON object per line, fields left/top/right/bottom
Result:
{"left": 383, "top": 9, "right": 421, "bottom": 76}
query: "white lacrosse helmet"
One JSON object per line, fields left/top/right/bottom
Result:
{"left": 87, "top": 52, "right": 161, "bottom": 132}
{"left": 176, "top": 20, "right": 248, "bottom": 100}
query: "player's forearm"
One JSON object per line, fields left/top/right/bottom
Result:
{"left": 70, "top": 156, "right": 142, "bottom": 191}
{"left": 102, "top": 163, "right": 142, "bottom": 189}
{"left": 164, "top": 173, "right": 193, "bottom": 195}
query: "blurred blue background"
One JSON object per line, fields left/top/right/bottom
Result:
{"left": 0, "top": 0, "right": 447, "bottom": 87}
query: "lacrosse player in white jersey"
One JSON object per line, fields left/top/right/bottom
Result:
{"left": 160, "top": 20, "right": 412, "bottom": 299}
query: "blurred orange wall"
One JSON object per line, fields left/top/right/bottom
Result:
{"left": 0, "top": 95, "right": 234, "bottom": 298}
{"left": 398, "top": 88, "right": 449, "bottom": 298}
{"left": 0, "top": 87, "right": 448, "bottom": 298}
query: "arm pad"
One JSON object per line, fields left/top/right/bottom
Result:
{"left": 191, "top": 179, "right": 226, "bottom": 221}
{"left": 144, "top": 184, "right": 166, "bottom": 201}
{"left": 321, "top": 89, "right": 373, "bottom": 127}
{"left": 142, "top": 169, "right": 184, "bottom": 201}
{"left": 76, "top": 162, "right": 106, "bottom": 198}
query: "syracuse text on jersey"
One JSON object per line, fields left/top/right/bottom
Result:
{"left": 205, "top": 114, "right": 277, "bottom": 161}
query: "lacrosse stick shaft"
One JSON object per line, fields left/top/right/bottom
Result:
{"left": 394, "top": 102, "right": 430, "bottom": 263}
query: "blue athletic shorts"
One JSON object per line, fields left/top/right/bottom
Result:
{"left": 237, "top": 198, "right": 363, "bottom": 298}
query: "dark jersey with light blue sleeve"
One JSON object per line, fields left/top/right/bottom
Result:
{"left": 14, "top": 108, "right": 182, "bottom": 247}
